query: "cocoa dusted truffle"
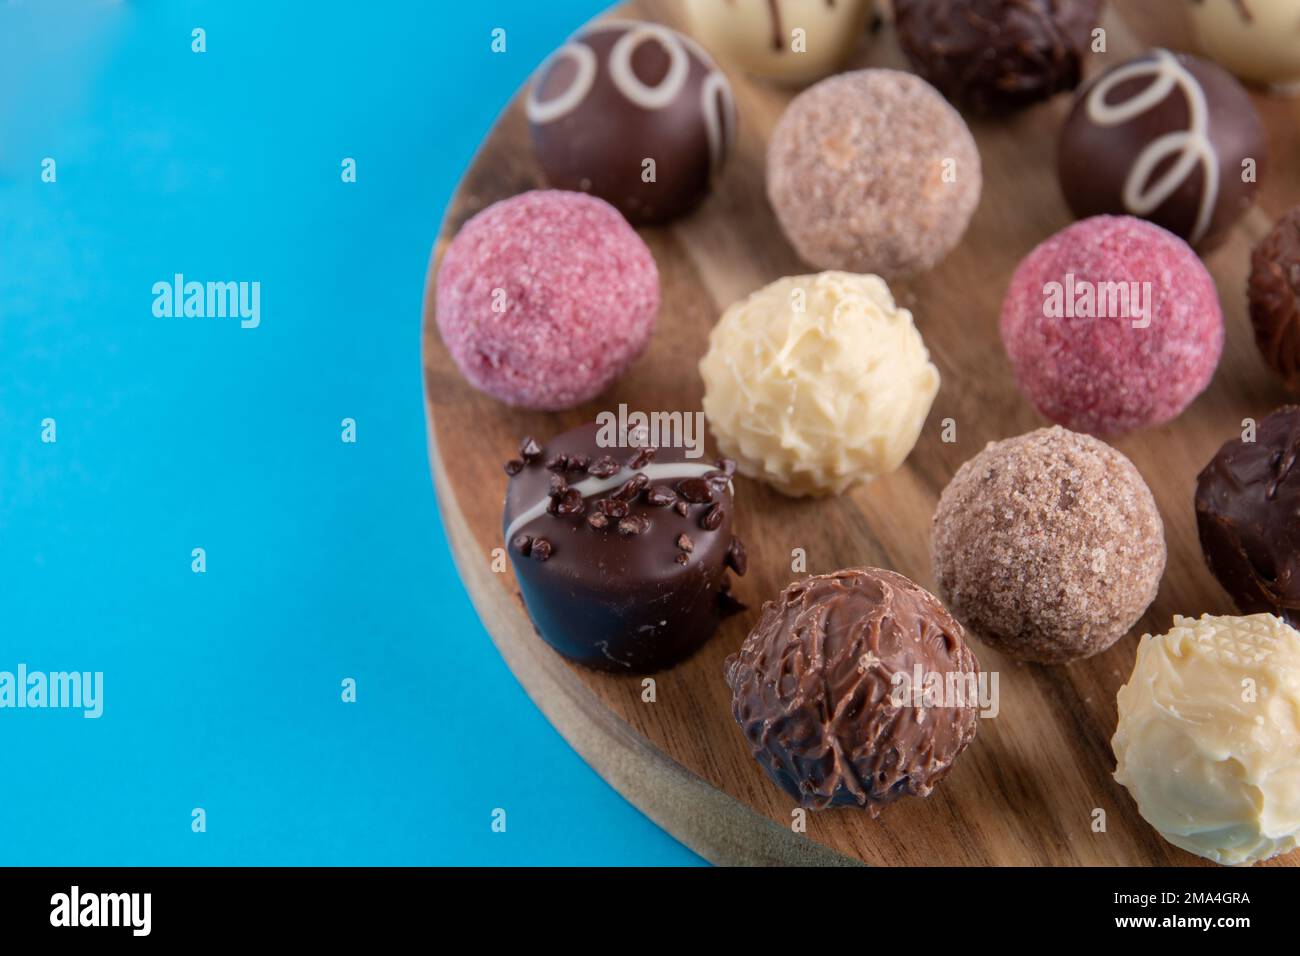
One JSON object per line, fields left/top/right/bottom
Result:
{"left": 932, "top": 427, "right": 1166, "bottom": 664}
{"left": 1195, "top": 407, "right": 1300, "bottom": 625}
{"left": 526, "top": 20, "right": 737, "bottom": 225}
{"left": 1058, "top": 49, "right": 1266, "bottom": 249}
{"left": 504, "top": 422, "right": 745, "bottom": 673}
{"left": 1249, "top": 206, "right": 1300, "bottom": 390}
{"left": 894, "top": 0, "right": 1103, "bottom": 114}
{"left": 725, "top": 568, "right": 980, "bottom": 814}
{"left": 766, "top": 69, "right": 981, "bottom": 277}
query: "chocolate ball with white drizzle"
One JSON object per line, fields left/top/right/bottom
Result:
{"left": 526, "top": 19, "right": 737, "bottom": 225}
{"left": 503, "top": 422, "right": 746, "bottom": 673}
{"left": 1057, "top": 49, "right": 1266, "bottom": 249}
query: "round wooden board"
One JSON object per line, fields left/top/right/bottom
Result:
{"left": 422, "top": 0, "right": 1300, "bottom": 866}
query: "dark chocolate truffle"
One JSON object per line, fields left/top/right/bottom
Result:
{"left": 526, "top": 20, "right": 736, "bottom": 225}
{"left": 1249, "top": 206, "right": 1300, "bottom": 390}
{"left": 724, "top": 568, "right": 980, "bottom": 814}
{"left": 504, "top": 422, "right": 745, "bottom": 673}
{"left": 1195, "top": 407, "right": 1300, "bottom": 625}
{"left": 894, "top": 0, "right": 1102, "bottom": 114}
{"left": 1058, "top": 49, "right": 1266, "bottom": 249}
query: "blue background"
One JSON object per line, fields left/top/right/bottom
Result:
{"left": 0, "top": 0, "right": 701, "bottom": 865}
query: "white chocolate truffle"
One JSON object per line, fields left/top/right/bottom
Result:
{"left": 699, "top": 271, "right": 939, "bottom": 497}
{"left": 1188, "top": 0, "right": 1300, "bottom": 91}
{"left": 682, "top": 0, "right": 873, "bottom": 86}
{"left": 1113, "top": 613, "right": 1300, "bottom": 866}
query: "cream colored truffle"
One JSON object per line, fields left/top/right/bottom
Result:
{"left": 699, "top": 271, "right": 939, "bottom": 497}
{"left": 1188, "top": 0, "right": 1300, "bottom": 90}
{"left": 682, "top": 0, "right": 873, "bottom": 86}
{"left": 1113, "top": 613, "right": 1300, "bottom": 866}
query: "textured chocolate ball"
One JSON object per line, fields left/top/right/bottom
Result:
{"left": 725, "top": 568, "right": 980, "bottom": 814}
{"left": 1249, "top": 206, "right": 1300, "bottom": 389}
{"left": 1058, "top": 49, "right": 1266, "bottom": 249}
{"left": 767, "top": 69, "right": 982, "bottom": 277}
{"left": 1195, "top": 407, "right": 1300, "bottom": 625}
{"left": 894, "top": 0, "right": 1103, "bottom": 114}
{"left": 526, "top": 20, "right": 736, "bottom": 225}
{"left": 504, "top": 422, "right": 746, "bottom": 673}
{"left": 932, "top": 427, "right": 1166, "bottom": 664}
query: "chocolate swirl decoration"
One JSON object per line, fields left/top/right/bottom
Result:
{"left": 525, "top": 20, "right": 735, "bottom": 178}
{"left": 1085, "top": 48, "right": 1219, "bottom": 245}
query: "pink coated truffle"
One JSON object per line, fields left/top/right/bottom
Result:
{"left": 1000, "top": 215, "right": 1223, "bottom": 435}
{"left": 435, "top": 190, "right": 659, "bottom": 410}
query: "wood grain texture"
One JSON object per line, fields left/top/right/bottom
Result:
{"left": 421, "top": 0, "right": 1300, "bottom": 866}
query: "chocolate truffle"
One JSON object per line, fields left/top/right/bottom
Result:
{"left": 1248, "top": 206, "right": 1300, "bottom": 389}
{"left": 1000, "top": 215, "right": 1224, "bottom": 435}
{"left": 932, "top": 426, "right": 1166, "bottom": 664}
{"left": 699, "top": 271, "right": 939, "bottom": 496}
{"left": 766, "top": 69, "right": 982, "bottom": 277}
{"left": 1058, "top": 49, "right": 1266, "bottom": 249}
{"left": 435, "top": 190, "right": 658, "bottom": 410}
{"left": 1188, "top": 0, "right": 1300, "bottom": 92}
{"left": 526, "top": 20, "right": 736, "bottom": 225}
{"left": 504, "top": 422, "right": 746, "bottom": 673}
{"left": 1195, "top": 406, "right": 1300, "bottom": 624}
{"left": 895, "top": 0, "right": 1103, "bottom": 114}
{"left": 1113, "top": 613, "right": 1300, "bottom": 866}
{"left": 725, "top": 568, "right": 980, "bottom": 814}
{"left": 682, "top": 0, "right": 874, "bottom": 86}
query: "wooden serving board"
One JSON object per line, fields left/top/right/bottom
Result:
{"left": 422, "top": 0, "right": 1300, "bottom": 866}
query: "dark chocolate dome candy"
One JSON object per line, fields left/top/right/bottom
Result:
{"left": 526, "top": 20, "right": 736, "bottom": 225}
{"left": 894, "top": 0, "right": 1102, "bottom": 114}
{"left": 1249, "top": 206, "right": 1300, "bottom": 390}
{"left": 1058, "top": 49, "right": 1265, "bottom": 248}
{"left": 503, "top": 422, "right": 746, "bottom": 673}
{"left": 1195, "top": 407, "right": 1300, "bottom": 625}
{"left": 725, "top": 568, "right": 980, "bottom": 814}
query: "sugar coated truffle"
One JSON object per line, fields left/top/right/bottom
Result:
{"left": 503, "top": 422, "right": 745, "bottom": 673}
{"left": 682, "top": 0, "right": 874, "bottom": 86}
{"left": 1058, "top": 49, "right": 1265, "bottom": 249}
{"left": 725, "top": 568, "right": 980, "bottom": 814}
{"left": 699, "top": 271, "right": 939, "bottom": 496}
{"left": 766, "top": 69, "right": 981, "bottom": 277}
{"left": 1113, "top": 613, "right": 1300, "bottom": 866}
{"left": 894, "top": 0, "right": 1102, "bottom": 114}
{"left": 1000, "top": 215, "right": 1223, "bottom": 436}
{"left": 1248, "top": 206, "right": 1300, "bottom": 389}
{"left": 526, "top": 20, "right": 736, "bottom": 225}
{"left": 932, "top": 426, "right": 1166, "bottom": 664}
{"left": 435, "top": 190, "right": 658, "bottom": 410}
{"left": 1188, "top": 0, "right": 1300, "bottom": 91}
{"left": 1195, "top": 406, "right": 1300, "bottom": 624}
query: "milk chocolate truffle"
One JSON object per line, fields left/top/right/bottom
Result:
{"left": 1188, "top": 0, "right": 1300, "bottom": 91}
{"left": 725, "top": 568, "right": 980, "bottom": 814}
{"left": 1195, "top": 407, "right": 1300, "bottom": 624}
{"left": 526, "top": 20, "right": 737, "bottom": 225}
{"left": 1248, "top": 206, "right": 1300, "bottom": 389}
{"left": 1113, "top": 613, "right": 1300, "bottom": 866}
{"left": 682, "top": 0, "right": 874, "bottom": 85}
{"left": 699, "top": 272, "right": 939, "bottom": 496}
{"left": 932, "top": 427, "right": 1166, "bottom": 664}
{"left": 504, "top": 422, "right": 746, "bottom": 673}
{"left": 895, "top": 0, "right": 1103, "bottom": 114}
{"left": 767, "top": 69, "right": 982, "bottom": 277}
{"left": 1058, "top": 49, "right": 1266, "bottom": 249}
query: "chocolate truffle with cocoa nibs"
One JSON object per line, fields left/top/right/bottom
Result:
{"left": 503, "top": 421, "right": 746, "bottom": 673}
{"left": 1249, "top": 206, "right": 1300, "bottom": 390}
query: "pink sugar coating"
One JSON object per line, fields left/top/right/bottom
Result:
{"left": 435, "top": 190, "right": 659, "bottom": 410}
{"left": 1000, "top": 215, "right": 1223, "bottom": 435}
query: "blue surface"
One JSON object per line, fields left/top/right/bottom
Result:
{"left": 0, "top": 0, "right": 702, "bottom": 866}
